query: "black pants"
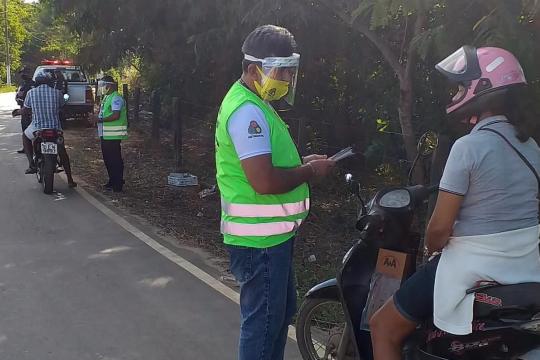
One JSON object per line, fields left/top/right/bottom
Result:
{"left": 100, "top": 139, "right": 124, "bottom": 190}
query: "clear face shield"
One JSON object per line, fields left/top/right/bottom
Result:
{"left": 435, "top": 46, "right": 482, "bottom": 83}
{"left": 97, "top": 80, "right": 116, "bottom": 97}
{"left": 436, "top": 46, "right": 483, "bottom": 113}
{"left": 244, "top": 53, "right": 300, "bottom": 111}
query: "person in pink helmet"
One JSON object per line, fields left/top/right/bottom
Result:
{"left": 369, "top": 46, "right": 540, "bottom": 359}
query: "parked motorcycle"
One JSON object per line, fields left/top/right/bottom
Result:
{"left": 296, "top": 132, "right": 540, "bottom": 360}
{"left": 32, "top": 128, "right": 65, "bottom": 195}
{"left": 22, "top": 93, "right": 70, "bottom": 195}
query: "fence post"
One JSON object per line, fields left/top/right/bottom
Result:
{"left": 172, "top": 97, "right": 183, "bottom": 171}
{"left": 134, "top": 87, "right": 141, "bottom": 123}
{"left": 94, "top": 82, "right": 100, "bottom": 105}
{"left": 122, "top": 84, "right": 129, "bottom": 123}
{"left": 151, "top": 90, "right": 161, "bottom": 142}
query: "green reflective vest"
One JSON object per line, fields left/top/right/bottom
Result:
{"left": 101, "top": 91, "right": 128, "bottom": 140}
{"left": 215, "top": 81, "right": 310, "bottom": 248}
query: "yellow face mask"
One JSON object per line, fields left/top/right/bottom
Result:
{"left": 253, "top": 67, "right": 290, "bottom": 102}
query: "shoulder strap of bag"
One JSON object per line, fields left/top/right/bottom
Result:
{"left": 479, "top": 127, "right": 540, "bottom": 187}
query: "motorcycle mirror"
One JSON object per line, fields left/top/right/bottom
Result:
{"left": 345, "top": 174, "right": 358, "bottom": 194}
{"left": 345, "top": 174, "right": 367, "bottom": 214}
{"left": 417, "top": 130, "right": 439, "bottom": 157}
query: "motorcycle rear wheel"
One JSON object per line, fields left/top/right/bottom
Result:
{"left": 42, "top": 154, "right": 55, "bottom": 194}
{"left": 35, "top": 157, "right": 43, "bottom": 183}
{"left": 296, "top": 298, "right": 359, "bottom": 360}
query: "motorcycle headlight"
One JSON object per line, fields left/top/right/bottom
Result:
{"left": 378, "top": 189, "right": 411, "bottom": 208}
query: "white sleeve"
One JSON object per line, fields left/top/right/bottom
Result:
{"left": 111, "top": 95, "right": 124, "bottom": 111}
{"left": 227, "top": 103, "right": 272, "bottom": 160}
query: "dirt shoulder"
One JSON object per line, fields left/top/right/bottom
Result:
{"left": 63, "top": 118, "right": 361, "bottom": 297}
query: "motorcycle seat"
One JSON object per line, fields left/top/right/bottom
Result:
{"left": 469, "top": 282, "right": 540, "bottom": 318}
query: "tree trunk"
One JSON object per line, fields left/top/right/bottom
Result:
{"left": 398, "top": 79, "right": 417, "bottom": 164}
{"left": 399, "top": 77, "right": 424, "bottom": 184}
{"left": 398, "top": 78, "right": 425, "bottom": 185}
{"left": 401, "top": 12, "right": 428, "bottom": 184}
{"left": 320, "top": 1, "right": 428, "bottom": 181}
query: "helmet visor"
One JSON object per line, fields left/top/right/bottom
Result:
{"left": 436, "top": 46, "right": 482, "bottom": 82}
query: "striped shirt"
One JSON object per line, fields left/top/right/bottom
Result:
{"left": 23, "top": 84, "right": 64, "bottom": 130}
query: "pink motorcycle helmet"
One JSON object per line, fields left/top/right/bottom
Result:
{"left": 436, "top": 46, "right": 527, "bottom": 116}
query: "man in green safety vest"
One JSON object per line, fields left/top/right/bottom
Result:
{"left": 215, "top": 25, "right": 335, "bottom": 360}
{"left": 91, "top": 75, "right": 128, "bottom": 192}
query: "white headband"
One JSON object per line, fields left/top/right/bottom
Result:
{"left": 244, "top": 53, "right": 300, "bottom": 68}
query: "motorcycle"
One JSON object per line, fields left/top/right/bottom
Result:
{"left": 33, "top": 128, "right": 65, "bottom": 195}
{"left": 296, "top": 132, "right": 540, "bottom": 360}
{"left": 16, "top": 93, "right": 70, "bottom": 195}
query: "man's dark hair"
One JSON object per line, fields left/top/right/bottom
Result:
{"left": 101, "top": 75, "right": 118, "bottom": 90}
{"left": 18, "top": 66, "right": 32, "bottom": 82}
{"left": 101, "top": 75, "right": 117, "bottom": 83}
{"left": 241, "top": 25, "right": 297, "bottom": 72}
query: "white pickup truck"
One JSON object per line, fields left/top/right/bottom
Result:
{"left": 32, "top": 61, "right": 95, "bottom": 120}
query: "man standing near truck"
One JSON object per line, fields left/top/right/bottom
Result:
{"left": 15, "top": 67, "right": 34, "bottom": 154}
{"left": 91, "top": 75, "right": 128, "bottom": 193}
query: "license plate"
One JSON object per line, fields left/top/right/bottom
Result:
{"left": 41, "top": 142, "right": 58, "bottom": 155}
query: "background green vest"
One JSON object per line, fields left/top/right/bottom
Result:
{"left": 101, "top": 91, "right": 128, "bottom": 140}
{"left": 215, "top": 81, "right": 310, "bottom": 248}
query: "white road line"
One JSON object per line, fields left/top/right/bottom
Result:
{"left": 66, "top": 176, "right": 298, "bottom": 342}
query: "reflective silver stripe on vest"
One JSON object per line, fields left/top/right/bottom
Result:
{"left": 221, "top": 198, "right": 310, "bottom": 218}
{"left": 221, "top": 220, "right": 303, "bottom": 237}
{"left": 104, "top": 126, "right": 128, "bottom": 131}
{"left": 103, "top": 131, "right": 128, "bottom": 136}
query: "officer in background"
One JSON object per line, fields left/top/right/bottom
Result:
{"left": 15, "top": 67, "right": 34, "bottom": 153}
{"left": 91, "top": 76, "right": 128, "bottom": 192}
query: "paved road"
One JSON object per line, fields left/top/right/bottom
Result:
{"left": 0, "top": 93, "right": 302, "bottom": 360}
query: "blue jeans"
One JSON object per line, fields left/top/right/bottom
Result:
{"left": 227, "top": 238, "right": 296, "bottom": 360}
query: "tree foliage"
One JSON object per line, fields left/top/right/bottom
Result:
{"left": 26, "top": 0, "right": 540, "bottom": 179}
{"left": 0, "top": 0, "right": 36, "bottom": 83}
{"left": 21, "top": 2, "right": 81, "bottom": 67}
